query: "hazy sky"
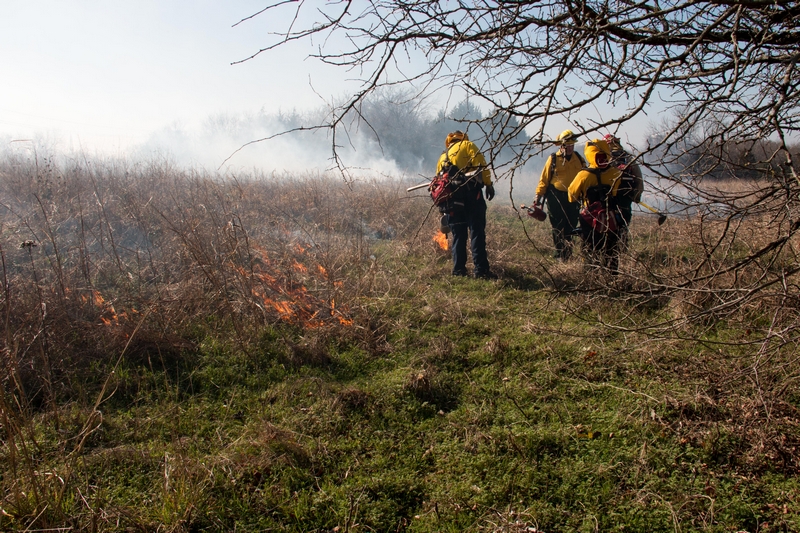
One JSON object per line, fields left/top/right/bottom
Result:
{"left": 1, "top": 2, "right": 662, "bottom": 175}
{"left": 0, "top": 1, "right": 354, "bottom": 157}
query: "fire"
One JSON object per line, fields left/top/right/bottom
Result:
{"left": 330, "top": 298, "right": 354, "bottom": 326}
{"left": 433, "top": 231, "right": 449, "bottom": 251}
{"left": 92, "top": 291, "right": 105, "bottom": 306}
{"left": 82, "top": 290, "right": 120, "bottom": 326}
{"left": 235, "top": 243, "right": 353, "bottom": 329}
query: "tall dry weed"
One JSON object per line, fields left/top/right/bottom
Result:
{"left": 0, "top": 151, "right": 429, "bottom": 529}
{"left": 1, "top": 150, "right": 798, "bottom": 528}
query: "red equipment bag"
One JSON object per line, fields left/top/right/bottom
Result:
{"left": 430, "top": 161, "right": 464, "bottom": 208}
{"left": 580, "top": 201, "right": 618, "bottom": 234}
{"left": 430, "top": 171, "right": 454, "bottom": 207}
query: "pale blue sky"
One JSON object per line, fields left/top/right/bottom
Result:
{"left": 1, "top": 2, "right": 662, "bottom": 172}
{"left": 0, "top": 2, "right": 354, "bottom": 155}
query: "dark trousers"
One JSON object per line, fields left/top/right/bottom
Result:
{"left": 545, "top": 187, "right": 580, "bottom": 259}
{"left": 580, "top": 220, "right": 621, "bottom": 274}
{"left": 447, "top": 195, "right": 490, "bottom": 276}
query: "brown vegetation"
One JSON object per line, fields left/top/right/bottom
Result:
{"left": 1, "top": 153, "right": 799, "bottom": 530}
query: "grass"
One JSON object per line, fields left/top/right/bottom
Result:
{"left": 0, "top": 153, "right": 799, "bottom": 531}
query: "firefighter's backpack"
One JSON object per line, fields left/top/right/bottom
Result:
{"left": 430, "top": 158, "right": 468, "bottom": 211}
{"left": 579, "top": 169, "right": 618, "bottom": 234}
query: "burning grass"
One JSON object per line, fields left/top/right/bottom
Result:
{"left": 1, "top": 153, "right": 799, "bottom": 532}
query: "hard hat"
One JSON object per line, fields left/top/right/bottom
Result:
{"left": 445, "top": 131, "right": 468, "bottom": 147}
{"left": 556, "top": 129, "right": 578, "bottom": 144}
{"left": 603, "top": 133, "right": 620, "bottom": 146}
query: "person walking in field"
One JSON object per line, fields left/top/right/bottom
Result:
{"left": 568, "top": 138, "right": 624, "bottom": 273}
{"left": 436, "top": 131, "right": 497, "bottom": 279}
{"left": 604, "top": 134, "right": 643, "bottom": 245}
{"left": 533, "top": 129, "right": 585, "bottom": 260}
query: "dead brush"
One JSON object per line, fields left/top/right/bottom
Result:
{"left": 427, "top": 335, "right": 455, "bottom": 363}
{"left": 0, "top": 152, "right": 428, "bottom": 529}
{"left": 334, "top": 387, "right": 373, "bottom": 415}
{"left": 405, "top": 366, "right": 437, "bottom": 402}
{"left": 403, "top": 364, "right": 459, "bottom": 411}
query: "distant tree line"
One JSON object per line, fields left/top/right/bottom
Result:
{"left": 206, "top": 89, "right": 533, "bottom": 177}
{"left": 649, "top": 122, "right": 800, "bottom": 182}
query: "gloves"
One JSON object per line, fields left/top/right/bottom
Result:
{"left": 485, "top": 184, "right": 495, "bottom": 201}
{"left": 534, "top": 195, "right": 542, "bottom": 207}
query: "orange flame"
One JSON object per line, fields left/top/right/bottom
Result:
{"left": 85, "top": 290, "right": 120, "bottom": 326}
{"left": 235, "top": 243, "right": 352, "bottom": 329}
{"left": 93, "top": 291, "right": 105, "bottom": 306}
{"left": 433, "top": 231, "right": 449, "bottom": 251}
{"left": 331, "top": 298, "right": 354, "bottom": 326}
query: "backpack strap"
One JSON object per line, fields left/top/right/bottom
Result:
{"left": 585, "top": 168, "right": 615, "bottom": 205}
{"left": 549, "top": 150, "right": 586, "bottom": 179}
{"left": 440, "top": 148, "right": 460, "bottom": 175}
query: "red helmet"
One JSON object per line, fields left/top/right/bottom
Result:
{"left": 603, "top": 134, "right": 621, "bottom": 147}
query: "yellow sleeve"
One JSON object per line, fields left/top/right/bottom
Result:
{"left": 481, "top": 166, "right": 492, "bottom": 186}
{"left": 568, "top": 171, "right": 586, "bottom": 204}
{"left": 468, "top": 145, "right": 491, "bottom": 185}
{"left": 535, "top": 155, "right": 553, "bottom": 197}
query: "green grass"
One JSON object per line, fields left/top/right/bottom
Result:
{"left": 1, "top": 167, "right": 798, "bottom": 532}
{"left": 12, "top": 276, "right": 794, "bottom": 532}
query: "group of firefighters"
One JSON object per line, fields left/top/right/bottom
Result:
{"left": 433, "top": 129, "right": 643, "bottom": 278}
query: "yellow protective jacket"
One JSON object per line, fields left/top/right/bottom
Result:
{"left": 568, "top": 139, "right": 623, "bottom": 205}
{"left": 535, "top": 150, "right": 584, "bottom": 196}
{"left": 437, "top": 140, "right": 492, "bottom": 186}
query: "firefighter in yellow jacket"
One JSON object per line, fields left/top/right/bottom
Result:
{"left": 534, "top": 130, "right": 585, "bottom": 260}
{"left": 568, "top": 138, "right": 623, "bottom": 272}
{"left": 437, "top": 131, "right": 496, "bottom": 278}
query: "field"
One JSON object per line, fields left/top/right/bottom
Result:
{"left": 1, "top": 155, "right": 799, "bottom": 532}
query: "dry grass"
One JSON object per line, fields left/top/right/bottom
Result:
{"left": 1, "top": 152, "right": 798, "bottom": 531}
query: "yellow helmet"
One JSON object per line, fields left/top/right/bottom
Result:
{"left": 445, "top": 130, "right": 468, "bottom": 147}
{"left": 556, "top": 129, "right": 578, "bottom": 145}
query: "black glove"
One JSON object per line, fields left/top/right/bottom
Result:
{"left": 485, "top": 184, "right": 495, "bottom": 201}
{"left": 534, "top": 195, "right": 542, "bottom": 206}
